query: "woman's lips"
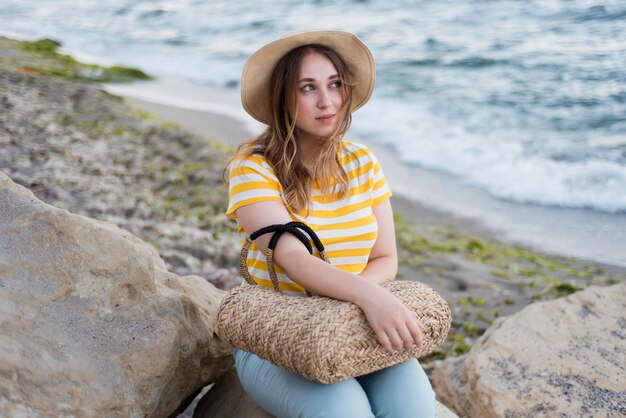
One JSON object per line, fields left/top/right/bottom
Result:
{"left": 316, "top": 114, "right": 335, "bottom": 123}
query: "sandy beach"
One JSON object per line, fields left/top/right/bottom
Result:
{"left": 107, "top": 79, "right": 626, "bottom": 269}
{"left": 122, "top": 94, "right": 498, "bottom": 236}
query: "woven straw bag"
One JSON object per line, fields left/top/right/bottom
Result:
{"left": 216, "top": 222, "right": 452, "bottom": 384}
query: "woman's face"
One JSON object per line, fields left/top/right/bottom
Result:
{"left": 292, "top": 51, "right": 344, "bottom": 143}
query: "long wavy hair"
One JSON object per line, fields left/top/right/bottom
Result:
{"left": 225, "top": 44, "right": 355, "bottom": 215}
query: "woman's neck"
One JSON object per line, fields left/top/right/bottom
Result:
{"left": 296, "top": 132, "right": 343, "bottom": 172}
{"left": 297, "top": 133, "right": 317, "bottom": 170}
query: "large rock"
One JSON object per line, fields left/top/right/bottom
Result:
{"left": 0, "top": 172, "right": 232, "bottom": 417}
{"left": 0, "top": 70, "right": 241, "bottom": 290}
{"left": 431, "top": 282, "right": 626, "bottom": 417}
{"left": 194, "top": 367, "right": 459, "bottom": 417}
{"left": 193, "top": 367, "right": 270, "bottom": 417}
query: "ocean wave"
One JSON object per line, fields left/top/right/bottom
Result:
{"left": 2, "top": 0, "right": 624, "bottom": 213}
{"left": 446, "top": 56, "right": 510, "bottom": 68}
{"left": 400, "top": 56, "right": 510, "bottom": 69}
{"left": 403, "top": 58, "right": 440, "bottom": 67}
{"left": 355, "top": 99, "right": 626, "bottom": 213}
{"left": 570, "top": 5, "right": 626, "bottom": 23}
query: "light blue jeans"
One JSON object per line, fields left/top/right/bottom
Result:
{"left": 233, "top": 348, "right": 437, "bottom": 418}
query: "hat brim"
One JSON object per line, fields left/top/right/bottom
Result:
{"left": 241, "top": 30, "right": 375, "bottom": 125}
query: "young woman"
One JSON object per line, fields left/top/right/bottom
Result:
{"left": 226, "top": 30, "right": 436, "bottom": 418}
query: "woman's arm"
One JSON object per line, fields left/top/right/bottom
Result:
{"left": 235, "top": 200, "right": 422, "bottom": 353}
{"left": 357, "top": 199, "right": 398, "bottom": 285}
{"left": 235, "top": 200, "right": 372, "bottom": 303}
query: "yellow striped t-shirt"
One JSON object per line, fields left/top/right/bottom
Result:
{"left": 226, "top": 140, "right": 392, "bottom": 296}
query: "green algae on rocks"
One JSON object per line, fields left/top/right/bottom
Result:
{"left": 393, "top": 202, "right": 626, "bottom": 361}
{"left": 0, "top": 36, "right": 152, "bottom": 82}
{"left": 1, "top": 68, "right": 239, "bottom": 288}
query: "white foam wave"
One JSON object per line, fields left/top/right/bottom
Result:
{"left": 354, "top": 98, "right": 626, "bottom": 213}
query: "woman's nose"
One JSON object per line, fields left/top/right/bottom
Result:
{"left": 317, "top": 88, "right": 332, "bottom": 108}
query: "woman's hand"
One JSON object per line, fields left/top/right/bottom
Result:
{"left": 353, "top": 281, "right": 424, "bottom": 354}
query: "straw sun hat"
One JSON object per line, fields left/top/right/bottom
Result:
{"left": 241, "top": 30, "right": 376, "bottom": 125}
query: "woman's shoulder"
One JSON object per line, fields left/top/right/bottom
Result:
{"left": 340, "top": 140, "right": 379, "bottom": 165}
{"left": 229, "top": 146, "right": 279, "bottom": 181}
{"left": 231, "top": 145, "right": 271, "bottom": 167}
{"left": 341, "top": 139, "right": 370, "bottom": 152}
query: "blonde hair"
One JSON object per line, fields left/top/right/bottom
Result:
{"left": 226, "top": 44, "right": 355, "bottom": 215}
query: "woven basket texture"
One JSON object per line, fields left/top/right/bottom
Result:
{"left": 216, "top": 280, "right": 451, "bottom": 384}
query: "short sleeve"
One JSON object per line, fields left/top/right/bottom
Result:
{"left": 369, "top": 149, "right": 392, "bottom": 207}
{"left": 225, "top": 154, "right": 283, "bottom": 220}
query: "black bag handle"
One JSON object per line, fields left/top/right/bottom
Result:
{"left": 240, "top": 222, "right": 330, "bottom": 296}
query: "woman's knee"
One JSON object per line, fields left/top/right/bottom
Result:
{"left": 359, "top": 359, "right": 436, "bottom": 418}
{"left": 233, "top": 349, "right": 374, "bottom": 418}
{"left": 296, "top": 380, "right": 374, "bottom": 418}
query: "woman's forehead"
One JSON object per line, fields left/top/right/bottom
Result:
{"left": 298, "top": 52, "right": 339, "bottom": 80}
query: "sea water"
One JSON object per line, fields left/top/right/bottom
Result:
{"left": 1, "top": 0, "right": 625, "bottom": 264}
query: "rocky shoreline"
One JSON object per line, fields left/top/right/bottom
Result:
{"left": 2, "top": 36, "right": 625, "bottom": 417}
{"left": 0, "top": 42, "right": 242, "bottom": 288}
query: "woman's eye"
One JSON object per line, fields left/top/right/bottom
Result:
{"left": 300, "top": 81, "right": 341, "bottom": 92}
